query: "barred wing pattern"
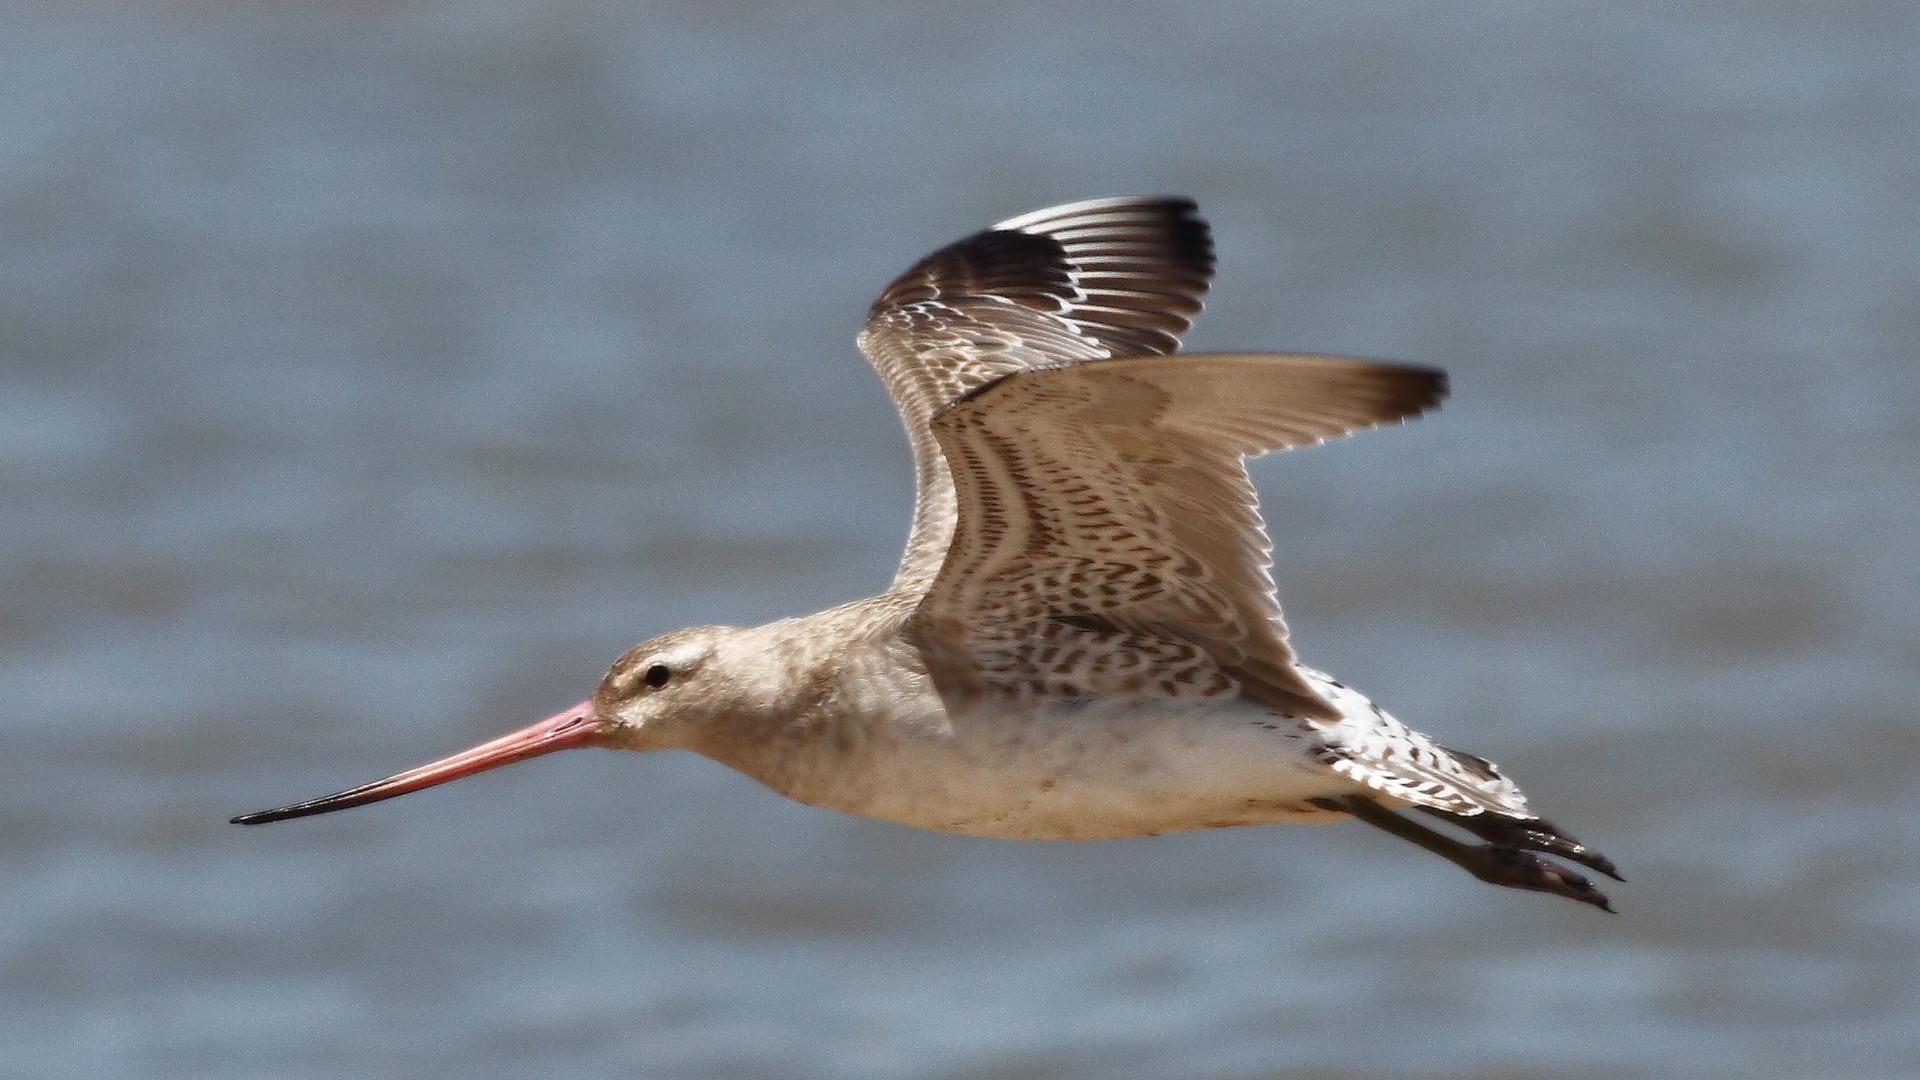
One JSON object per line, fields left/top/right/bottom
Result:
{"left": 911, "top": 354, "right": 1446, "bottom": 722}
{"left": 857, "top": 197, "right": 1215, "bottom": 592}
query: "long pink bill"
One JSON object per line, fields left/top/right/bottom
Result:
{"left": 231, "top": 699, "right": 603, "bottom": 825}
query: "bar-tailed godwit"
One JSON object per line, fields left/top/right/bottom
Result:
{"left": 236, "top": 198, "right": 1620, "bottom": 910}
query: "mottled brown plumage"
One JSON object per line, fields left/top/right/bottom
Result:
{"left": 858, "top": 198, "right": 1215, "bottom": 592}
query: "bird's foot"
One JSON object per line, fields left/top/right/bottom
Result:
{"left": 1414, "top": 807, "right": 1624, "bottom": 883}
{"left": 1462, "top": 845, "right": 1615, "bottom": 913}
{"left": 1505, "top": 825, "right": 1623, "bottom": 883}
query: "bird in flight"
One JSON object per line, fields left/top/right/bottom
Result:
{"left": 235, "top": 197, "right": 1620, "bottom": 911}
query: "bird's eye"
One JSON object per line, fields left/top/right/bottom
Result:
{"left": 643, "top": 664, "right": 672, "bottom": 689}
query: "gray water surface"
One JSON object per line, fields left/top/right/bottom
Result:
{"left": 4, "top": 4, "right": 1917, "bottom": 1078}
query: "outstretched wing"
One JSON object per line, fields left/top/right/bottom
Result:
{"left": 907, "top": 354, "right": 1446, "bottom": 722}
{"left": 857, "top": 197, "right": 1215, "bottom": 592}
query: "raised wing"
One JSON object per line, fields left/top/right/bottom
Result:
{"left": 857, "top": 197, "right": 1214, "bottom": 592}
{"left": 908, "top": 353, "right": 1446, "bottom": 722}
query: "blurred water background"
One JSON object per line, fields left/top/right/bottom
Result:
{"left": 4, "top": 3, "right": 1917, "bottom": 1078}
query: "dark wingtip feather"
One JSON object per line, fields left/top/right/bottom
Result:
{"left": 869, "top": 196, "right": 1220, "bottom": 360}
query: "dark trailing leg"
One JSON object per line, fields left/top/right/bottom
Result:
{"left": 1313, "top": 796, "right": 1616, "bottom": 912}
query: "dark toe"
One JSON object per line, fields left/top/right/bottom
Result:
{"left": 1515, "top": 830, "right": 1625, "bottom": 882}
{"left": 1475, "top": 846, "right": 1616, "bottom": 913}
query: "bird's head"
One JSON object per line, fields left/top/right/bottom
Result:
{"left": 591, "top": 625, "right": 743, "bottom": 750}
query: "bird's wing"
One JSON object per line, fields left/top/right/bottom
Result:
{"left": 857, "top": 197, "right": 1214, "bottom": 593}
{"left": 907, "top": 353, "right": 1446, "bottom": 722}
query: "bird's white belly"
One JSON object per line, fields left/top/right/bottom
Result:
{"left": 792, "top": 696, "right": 1349, "bottom": 840}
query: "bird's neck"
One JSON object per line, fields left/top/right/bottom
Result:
{"left": 688, "top": 596, "right": 924, "bottom": 809}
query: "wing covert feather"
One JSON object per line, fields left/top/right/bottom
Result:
{"left": 911, "top": 353, "right": 1447, "bottom": 721}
